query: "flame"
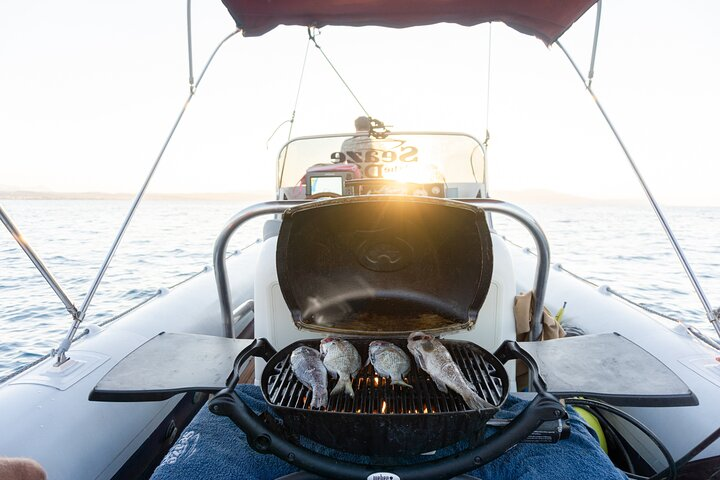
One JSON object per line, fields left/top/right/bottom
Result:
{"left": 423, "top": 405, "right": 429, "bottom": 414}
{"left": 356, "top": 409, "right": 361, "bottom": 413}
{"left": 381, "top": 401, "right": 387, "bottom": 414}
{"left": 373, "top": 377, "right": 379, "bottom": 387}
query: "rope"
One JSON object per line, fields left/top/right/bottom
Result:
{"left": 277, "top": 35, "right": 312, "bottom": 187}
{"left": 308, "top": 27, "right": 371, "bottom": 118}
{"left": 484, "top": 23, "right": 493, "bottom": 149}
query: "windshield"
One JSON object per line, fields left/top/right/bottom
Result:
{"left": 276, "top": 132, "right": 485, "bottom": 200}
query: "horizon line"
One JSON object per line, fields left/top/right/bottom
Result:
{"left": 0, "top": 188, "right": 716, "bottom": 208}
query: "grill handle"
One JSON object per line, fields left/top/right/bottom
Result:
{"left": 225, "top": 338, "right": 277, "bottom": 391}
{"left": 208, "top": 338, "right": 567, "bottom": 480}
{"left": 493, "top": 340, "right": 548, "bottom": 393}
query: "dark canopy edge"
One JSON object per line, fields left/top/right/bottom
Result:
{"left": 221, "top": 0, "right": 598, "bottom": 45}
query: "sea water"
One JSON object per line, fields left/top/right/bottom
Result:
{"left": 1, "top": 199, "right": 718, "bottom": 379}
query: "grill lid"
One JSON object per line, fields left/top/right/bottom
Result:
{"left": 276, "top": 196, "right": 493, "bottom": 336}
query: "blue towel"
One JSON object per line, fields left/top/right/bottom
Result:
{"left": 152, "top": 385, "right": 626, "bottom": 480}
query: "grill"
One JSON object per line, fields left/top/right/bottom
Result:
{"left": 260, "top": 338, "right": 509, "bottom": 456}
{"left": 209, "top": 197, "right": 568, "bottom": 479}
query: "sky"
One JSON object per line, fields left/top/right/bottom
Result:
{"left": 1, "top": 1, "right": 719, "bottom": 206}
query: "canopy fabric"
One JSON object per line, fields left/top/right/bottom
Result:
{"left": 221, "top": 0, "right": 597, "bottom": 44}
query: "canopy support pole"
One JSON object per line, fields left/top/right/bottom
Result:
{"left": 587, "top": 0, "right": 602, "bottom": 87}
{"left": 0, "top": 205, "right": 80, "bottom": 320}
{"left": 52, "top": 28, "right": 241, "bottom": 366}
{"left": 556, "top": 41, "right": 720, "bottom": 340}
{"left": 187, "top": 0, "right": 196, "bottom": 92}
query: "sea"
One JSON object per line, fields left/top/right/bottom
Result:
{"left": 1, "top": 199, "right": 719, "bottom": 379}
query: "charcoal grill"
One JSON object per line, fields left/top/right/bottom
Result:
{"left": 261, "top": 338, "right": 508, "bottom": 456}
{"left": 209, "top": 197, "right": 568, "bottom": 480}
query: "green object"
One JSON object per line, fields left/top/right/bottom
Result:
{"left": 574, "top": 406, "right": 608, "bottom": 453}
{"left": 555, "top": 301, "right": 567, "bottom": 324}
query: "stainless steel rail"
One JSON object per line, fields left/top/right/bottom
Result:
{"left": 214, "top": 201, "right": 306, "bottom": 338}
{"left": 213, "top": 198, "right": 550, "bottom": 341}
{"left": 557, "top": 40, "right": 720, "bottom": 339}
{"left": 462, "top": 199, "right": 550, "bottom": 341}
{"left": 0, "top": 205, "right": 79, "bottom": 318}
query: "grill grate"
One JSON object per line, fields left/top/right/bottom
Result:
{"left": 267, "top": 340, "right": 503, "bottom": 414}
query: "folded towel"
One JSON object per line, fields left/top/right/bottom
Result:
{"left": 151, "top": 385, "right": 626, "bottom": 480}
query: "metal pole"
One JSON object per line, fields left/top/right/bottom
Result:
{"left": 0, "top": 205, "right": 79, "bottom": 318}
{"left": 463, "top": 199, "right": 551, "bottom": 341}
{"left": 557, "top": 41, "right": 720, "bottom": 338}
{"left": 186, "top": 0, "right": 195, "bottom": 91}
{"left": 53, "top": 29, "right": 242, "bottom": 365}
{"left": 587, "top": 0, "right": 602, "bottom": 87}
{"left": 214, "top": 201, "right": 306, "bottom": 338}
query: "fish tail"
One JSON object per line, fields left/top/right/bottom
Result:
{"left": 391, "top": 377, "right": 413, "bottom": 389}
{"left": 344, "top": 380, "right": 355, "bottom": 397}
{"left": 331, "top": 375, "right": 354, "bottom": 397}
{"left": 461, "top": 388, "right": 493, "bottom": 411}
{"left": 311, "top": 387, "right": 328, "bottom": 409}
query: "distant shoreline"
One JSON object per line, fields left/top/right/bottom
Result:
{"left": 0, "top": 189, "right": 712, "bottom": 207}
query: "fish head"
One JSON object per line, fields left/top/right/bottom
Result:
{"left": 368, "top": 340, "right": 391, "bottom": 352}
{"left": 368, "top": 340, "right": 390, "bottom": 362}
{"left": 319, "top": 336, "right": 340, "bottom": 356}
{"left": 407, "top": 331, "right": 434, "bottom": 354}
{"left": 407, "top": 331, "right": 433, "bottom": 343}
{"left": 291, "top": 345, "right": 320, "bottom": 361}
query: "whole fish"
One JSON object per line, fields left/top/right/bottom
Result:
{"left": 290, "top": 346, "right": 328, "bottom": 409}
{"left": 407, "top": 331, "right": 494, "bottom": 411}
{"left": 320, "top": 337, "right": 361, "bottom": 397}
{"left": 368, "top": 340, "right": 413, "bottom": 388}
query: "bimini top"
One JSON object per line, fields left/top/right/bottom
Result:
{"left": 221, "top": 0, "right": 597, "bottom": 44}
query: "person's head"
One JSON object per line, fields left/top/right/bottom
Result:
{"left": 354, "top": 116, "right": 371, "bottom": 132}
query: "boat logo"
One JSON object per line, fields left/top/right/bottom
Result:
{"left": 357, "top": 236, "right": 413, "bottom": 272}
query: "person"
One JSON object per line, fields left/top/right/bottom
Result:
{"left": 0, "top": 457, "right": 46, "bottom": 480}
{"left": 339, "top": 116, "right": 374, "bottom": 162}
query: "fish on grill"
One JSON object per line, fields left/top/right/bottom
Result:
{"left": 320, "top": 337, "right": 362, "bottom": 397}
{"left": 368, "top": 340, "right": 413, "bottom": 388}
{"left": 290, "top": 346, "right": 328, "bottom": 409}
{"left": 407, "top": 331, "right": 494, "bottom": 411}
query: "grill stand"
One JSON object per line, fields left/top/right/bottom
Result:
{"left": 208, "top": 338, "right": 567, "bottom": 480}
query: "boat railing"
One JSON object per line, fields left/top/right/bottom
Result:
{"left": 212, "top": 198, "right": 551, "bottom": 341}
